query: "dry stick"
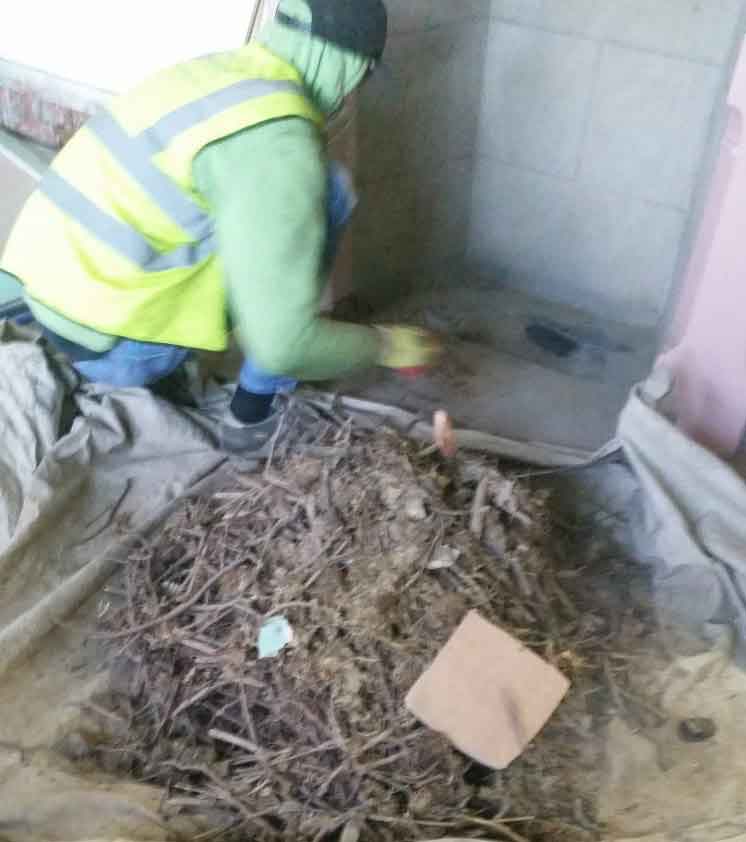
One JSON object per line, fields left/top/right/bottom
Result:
{"left": 190, "top": 601, "right": 250, "bottom": 633}
{"left": 549, "top": 573, "right": 578, "bottom": 618}
{"left": 354, "top": 727, "right": 396, "bottom": 758}
{"left": 287, "top": 696, "right": 335, "bottom": 745}
{"left": 164, "top": 761, "right": 276, "bottom": 832}
{"left": 264, "top": 409, "right": 287, "bottom": 477}
{"left": 265, "top": 600, "right": 315, "bottom": 616}
{"left": 124, "top": 544, "right": 139, "bottom": 631}
{"left": 227, "top": 740, "right": 340, "bottom": 771}
{"left": 505, "top": 551, "right": 533, "bottom": 598}
{"left": 207, "top": 697, "right": 242, "bottom": 732}
{"left": 180, "top": 638, "right": 218, "bottom": 657}
{"left": 141, "top": 538, "right": 161, "bottom": 612}
{"left": 312, "top": 816, "right": 349, "bottom": 842}
{"left": 282, "top": 740, "right": 340, "bottom": 763}
{"left": 302, "top": 528, "right": 347, "bottom": 589}
{"left": 460, "top": 815, "right": 533, "bottom": 842}
{"left": 316, "top": 760, "right": 349, "bottom": 801}
{"left": 368, "top": 814, "right": 462, "bottom": 828}
{"left": 184, "top": 536, "right": 212, "bottom": 597}
{"left": 164, "top": 795, "right": 218, "bottom": 810}
{"left": 603, "top": 657, "right": 625, "bottom": 713}
{"left": 152, "top": 663, "right": 183, "bottom": 743}
{"left": 236, "top": 682, "right": 289, "bottom": 796}
{"left": 298, "top": 445, "right": 350, "bottom": 460}
{"left": 99, "top": 555, "right": 252, "bottom": 639}
{"left": 191, "top": 821, "right": 242, "bottom": 842}
{"left": 321, "top": 464, "right": 342, "bottom": 527}
{"left": 257, "top": 513, "right": 295, "bottom": 566}
{"left": 470, "top": 474, "right": 490, "bottom": 539}
{"left": 359, "top": 749, "right": 411, "bottom": 772}
{"left": 316, "top": 700, "right": 356, "bottom": 801}
{"left": 249, "top": 471, "right": 303, "bottom": 499}
{"left": 402, "top": 526, "right": 444, "bottom": 591}
{"left": 153, "top": 551, "right": 195, "bottom": 585}
{"left": 209, "top": 727, "right": 260, "bottom": 754}
{"left": 173, "top": 681, "right": 234, "bottom": 718}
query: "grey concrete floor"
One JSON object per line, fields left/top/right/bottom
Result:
{"left": 340, "top": 285, "right": 659, "bottom": 452}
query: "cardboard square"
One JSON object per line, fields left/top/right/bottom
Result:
{"left": 406, "top": 610, "right": 570, "bottom": 769}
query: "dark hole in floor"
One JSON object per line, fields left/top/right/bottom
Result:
{"left": 525, "top": 322, "right": 580, "bottom": 358}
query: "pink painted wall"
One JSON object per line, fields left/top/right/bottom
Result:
{"left": 660, "top": 37, "right": 746, "bottom": 455}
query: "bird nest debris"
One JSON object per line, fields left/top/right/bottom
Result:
{"left": 98, "top": 399, "right": 658, "bottom": 842}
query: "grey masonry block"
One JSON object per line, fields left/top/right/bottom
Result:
{"left": 477, "top": 22, "right": 599, "bottom": 177}
{"left": 490, "top": 0, "right": 745, "bottom": 64}
{"left": 351, "top": 178, "right": 419, "bottom": 301}
{"left": 580, "top": 45, "right": 722, "bottom": 210}
{"left": 415, "top": 156, "right": 474, "bottom": 264}
{"left": 386, "top": 0, "right": 490, "bottom": 34}
{"left": 354, "top": 3, "right": 491, "bottom": 302}
{"left": 358, "top": 21, "right": 487, "bottom": 181}
{"left": 468, "top": 158, "right": 687, "bottom": 325}
{"left": 597, "top": 0, "right": 744, "bottom": 65}
{"left": 352, "top": 157, "right": 473, "bottom": 298}
{"left": 491, "top": 0, "right": 605, "bottom": 38}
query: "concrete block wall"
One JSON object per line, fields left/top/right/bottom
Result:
{"left": 468, "top": 0, "right": 746, "bottom": 327}
{"left": 350, "top": 0, "right": 490, "bottom": 305}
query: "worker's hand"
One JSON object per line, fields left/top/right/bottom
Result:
{"left": 375, "top": 325, "right": 442, "bottom": 374}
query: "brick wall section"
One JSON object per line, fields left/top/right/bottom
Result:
{"left": 0, "top": 83, "right": 92, "bottom": 149}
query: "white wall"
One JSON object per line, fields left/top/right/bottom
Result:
{"left": 468, "top": 0, "right": 746, "bottom": 328}
{"left": 0, "top": 1, "right": 258, "bottom": 93}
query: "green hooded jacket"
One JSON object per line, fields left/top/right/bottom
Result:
{"left": 20, "top": 0, "right": 382, "bottom": 380}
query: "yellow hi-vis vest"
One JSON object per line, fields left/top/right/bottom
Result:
{"left": 1, "top": 44, "right": 324, "bottom": 351}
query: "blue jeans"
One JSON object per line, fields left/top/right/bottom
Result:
{"left": 76, "top": 162, "right": 357, "bottom": 392}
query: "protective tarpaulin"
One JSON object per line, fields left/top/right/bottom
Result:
{"left": 0, "top": 323, "right": 225, "bottom": 842}
{"left": 618, "top": 377, "right": 746, "bottom": 651}
{"left": 594, "top": 380, "right": 746, "bottom": 841}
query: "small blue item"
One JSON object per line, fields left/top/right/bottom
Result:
{"left": 258, "top": 616, "right": 294, "bottom": 659}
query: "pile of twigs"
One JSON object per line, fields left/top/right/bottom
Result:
{"left": 99, "top": 399, "right": 654, "bottom": 842}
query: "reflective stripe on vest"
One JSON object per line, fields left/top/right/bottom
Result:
{"left": 140, "top": 78, "right": 304, "bottom": 149}
{"left": 41, "top": 171, "right": 217, "bottom": 272}
{"left": 88, "top": 111, "right": 213, "bottom": 242}
{"left": 39, "top": 78, "right": 305, "bottom": 272}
